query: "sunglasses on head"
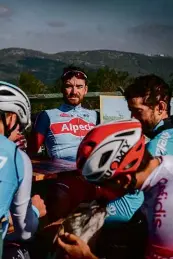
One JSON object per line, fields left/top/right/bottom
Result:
{"left": 62, "top": 70, "right": 87, "bottom": 81}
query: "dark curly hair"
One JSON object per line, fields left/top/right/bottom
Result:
{"left": 124, "top": 74, "right": 172, "bottom": 115}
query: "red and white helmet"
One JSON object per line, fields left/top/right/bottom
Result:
{"left": 77, "top": 119, "right": 145, "bottom": 183}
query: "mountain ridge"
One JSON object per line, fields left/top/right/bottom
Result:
{"left": 0, "top": 47, "right": 173, "bottom": 85}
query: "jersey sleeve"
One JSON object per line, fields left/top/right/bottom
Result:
{"left": 146, "top": 138, "right": 158, "bottom": 156}
{"left": 105, "top": 190, "right": 144, "bottom": 225}
{"left": 8, "top": 149, "right": 39, "bottom": 241}
{"left": 34, "top": 111, "right": 50, "bottom": 136}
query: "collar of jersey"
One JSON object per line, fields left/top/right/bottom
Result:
{"left": 60, "top": 103, "right": 82, "bottom": 111}
{"left": 153, "top": 119, "right": 164, "bottom": 132}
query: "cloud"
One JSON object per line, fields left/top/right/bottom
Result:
{"left": 129, "top": 24, "right": 173, "bottom": 37}
{"left": 47, "top": 21, "right": 67, "bottom": 28}
{"left": 128, "top": 23, "right": 173, "bottom": 55}
{"left": 0, "top": 5, "right": 12, "bottom": 18}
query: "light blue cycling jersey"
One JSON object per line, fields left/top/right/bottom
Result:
{"left": 105, "top": 119, "right": 173, "bottom": 225}
{"left": 146, "top": 120, "right": 173, "bottom": 156}
{"left": 0, "top": 135, "right": 39, "bottom": 241}
{"left": 34, "top": 103, "right": 99, "bottom": 161}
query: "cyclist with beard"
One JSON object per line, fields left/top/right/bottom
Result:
{"left": 27, "top": 66, "right": 100, "bottom": 223}
{"left": 103, "top": 75, "right": 173, "bottom": 225}
{"left": 124, "top": 74, "right": 173, "bottom": 155}
{"left": 28, "top": 66, "right": 99, "bottom": 162}
{"left": 94, "top": 75, "right": 173, "bottom": 258}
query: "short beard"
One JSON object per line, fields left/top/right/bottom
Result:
{"left": 142, "top": 112, "right": 159, "bottom": 138}
{"left": 142, "top": 125, "right": 154, "bottom": 138}
{"left": 63, "top": 96, "right": 82, "bottom": 106}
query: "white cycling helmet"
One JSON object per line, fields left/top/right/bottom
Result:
{"left": 0, "top": 81, "right": 31, "bottom": 130}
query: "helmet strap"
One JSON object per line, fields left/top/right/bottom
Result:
{"left": 0, "top": 111, "right": 19, "bottom": 138}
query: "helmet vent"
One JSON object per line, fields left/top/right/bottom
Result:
{"left": 16, "top": 103, "right": 26, "bottom": 115}
{"left": 99, "top": 150, "right": 112, "bottom": 168}
{"left": 87, "top": 171, "right": 104, "bottom": 181}
{"left": 123, "top": 159, "right": 138, "bottom": 170}
{"left": 0, "top": 90, "right": 13, "bottom": 96}
{"left": 136, "top": 143, "right": 142, "bottom": 151}
{"left": 116, "top": 130, "right": 135, "bottom": 137}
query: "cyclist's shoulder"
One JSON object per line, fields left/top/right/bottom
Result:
{"left": 45, "top": 106, "right": 68, "bottom": 118}
{"left": 152, "top": 119, "right": 173, "bottom": 142}
{"left": 38, "top": 109, "right": 55, "bottom": 117}
{"left": 80, "top": 106, "right": 97, "bottom": 114}
{"left": 78, "top": 106, "right": 98, "bottom": 121}
{"left": 0, "top": 134, "right": 13, "bottom": 143}
{"left": 0, "top": 135, "right": 17, "bottom": 154}
{"left": 147, "top": 128, "right": 173, "bottom": 155}
{"left": 0, "top": 136, "right": 19, "bottom": 171}
{"left": 35, "top": 109, "right": 53, "bottom": 124}
{"left": 160, "top": 155, "right": 173, "bottom": 173}
{"left": 155, "top": 128, "right": 173, "bottom": 139}
{"left": 0, "top": 136, "right": 30, "bottom": 165}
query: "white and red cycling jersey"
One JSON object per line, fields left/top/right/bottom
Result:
{"left": 141, "top": 155, "right": 173, "bottom": 259}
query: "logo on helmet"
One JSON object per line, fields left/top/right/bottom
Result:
{"left": 101, "top": 140, "right": 130, "bottom": 180}
{"left": 113, "top": 139, "right": 130, "bottom": 164}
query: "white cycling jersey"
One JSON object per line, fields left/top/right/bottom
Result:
{"left": 141, "top": 155, "right": 173, "bottom": 259}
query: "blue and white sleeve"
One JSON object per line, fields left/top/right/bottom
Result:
{"left": 7, "top": 149, "right": 39, "bottom": 241}
{"left": 105, "top": 190, "right": 144, "bottom": 225}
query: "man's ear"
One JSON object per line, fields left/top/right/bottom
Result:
{"left": 157, "top": 101, "right": 167, "bottom": 114}
{"left": 7, "top": 113, "right": 18, "bottom": 129}
{"left": 84, "top": 85, "right": 88, "bottom": 95}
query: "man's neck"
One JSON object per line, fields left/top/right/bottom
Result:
{"left": 146, "top": 114, "right": 169, "bottom": 137}
{"left": 63, "top": 102, "right": 81, "bottom": 107}
{"left": 135, "top": 157, "right": 161, "bottom": 189}
{"left": 155, "top": 113, "right": 169, "bottom": 127}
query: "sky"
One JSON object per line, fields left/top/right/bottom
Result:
{"left": 0, "top": 0, "right": 173, "bottom": 55}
